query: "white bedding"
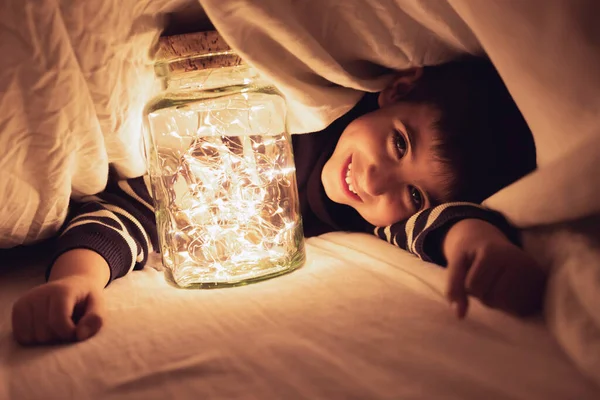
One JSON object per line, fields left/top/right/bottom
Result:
{"left": 1, "top": 233, "right": 598, "bottom": 399}
{"left": 0, "top": 0, "right": 191, "bottom": 248}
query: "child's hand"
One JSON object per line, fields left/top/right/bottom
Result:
{"left": 12, "top": 249, "right": 109, "bottom": 345}
{"left": 12, "top": 276, "right": 105, "bottom": 345}
{"left": 442, "top": 219, "right": 547, "bottom": 319}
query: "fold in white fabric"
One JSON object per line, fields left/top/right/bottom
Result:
{"left": 200, "top": 0, "right": 482, "bottom": 135}
{"left": 0, "top": 0, "right": 191, "bottom": 247}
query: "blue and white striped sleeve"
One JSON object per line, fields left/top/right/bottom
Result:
{"left": 48, "top": 176, "right": 158, "bottom": 285}
{"left": 372, "top": 202, "right": 519, "bottom": 266}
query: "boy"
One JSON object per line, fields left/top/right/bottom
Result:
{"left": 11, "top": 57, "right": 545, "bottom": 345}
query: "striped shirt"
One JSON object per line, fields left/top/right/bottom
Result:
{"left": 51, "top": 177, "right": 158, "bottom": 283}
{"left": 49, "top": 175, "right": 516, "bottom": 284}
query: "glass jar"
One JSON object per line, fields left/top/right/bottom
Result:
{"left": 143, "top": 32, "right": 305, "bottom": 288}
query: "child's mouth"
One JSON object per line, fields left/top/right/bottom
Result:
{"left": 342, "top": 157, "right": 361, "bottom": 201}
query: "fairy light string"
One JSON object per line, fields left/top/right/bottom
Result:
{"left": 154, "top": 100, "right": 301, "bottom": 284}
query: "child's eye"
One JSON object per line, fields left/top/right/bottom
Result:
{"left": 408, "top": 186, "right": 424, "bottom": 211}
{"left": 393, "top": 130, "right": 408, "bottom": 159}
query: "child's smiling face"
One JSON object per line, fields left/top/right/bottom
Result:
{"left": 321, "top": 100, "right": 453, "bottom": 227}
{"left": 321, "top": 58, "right": 538, "bottom": 228}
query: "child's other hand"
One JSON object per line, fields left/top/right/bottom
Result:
{"left": 12, "top": 249, "right": 109, "bottom": 346}
{"left": 442, "top": 219, "right": 547, "bottom": 319}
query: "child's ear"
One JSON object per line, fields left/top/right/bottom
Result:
{"left": 378, "top": 68, "right": 423, "bottom": 107}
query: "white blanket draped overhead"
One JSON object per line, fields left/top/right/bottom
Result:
{"left": 0, "top": 0, "right": 193, "bottom": 248}
{"left": 4, "top": 0, "right": 599, "bottom": 245}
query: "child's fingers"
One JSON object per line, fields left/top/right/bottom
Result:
{"left": 464, "top": 248, "right": 505, "bottom": 306}
{"left": 75, "top": 292, "right": 104, "bottom": 341}
{"left": 76, "top": 314, "right": 102, "bottom": 341}
{"left": 451, "top": 300, "right": 468, "bottom": 320}
{"left": 32, "top": 300, "right": 55, "bottom": 344}
{"left": 47, "top": 293, "right": 77, "bottom": 342}
{"left": 12, "top": 300, "right": 34, "bottom": 345}
{"left": 445, "top": 253, "right": 471, "bottom": 319}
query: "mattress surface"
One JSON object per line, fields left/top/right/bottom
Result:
{"left": 1, "top": 233, "right": 597, "bottom": 399}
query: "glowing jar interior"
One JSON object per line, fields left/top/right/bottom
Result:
{"left": 144, "top": 60, "right": 305, "bottom": 288}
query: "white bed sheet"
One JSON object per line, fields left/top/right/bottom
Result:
{"left": 1, "top": 233, "right": 598, "bottom": 400}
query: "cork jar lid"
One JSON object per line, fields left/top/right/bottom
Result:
{"left": 155, "top": 31, "right": 244, "bottom": 74}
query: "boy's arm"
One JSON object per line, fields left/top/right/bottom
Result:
{"left": 372, "top": 202, "right": 519, "bottom": 265}
{"left": 442, "top": 218, "right": 546, "bottom": 318}
{"left": 13, "top": 176, "right": 158, "bottom": 345}
{"left": 48, "top": 176, "right": 158, "bottom": 285}
{"left": 372, "top": 202, "right": 546, "bottom": 318}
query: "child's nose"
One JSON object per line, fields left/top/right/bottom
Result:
{"left": 364, "top": 163, "right": 395, "bottom": 196}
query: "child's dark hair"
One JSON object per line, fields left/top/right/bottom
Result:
{"left": 402, "top": 56, "right": 536, "bottom": 203}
